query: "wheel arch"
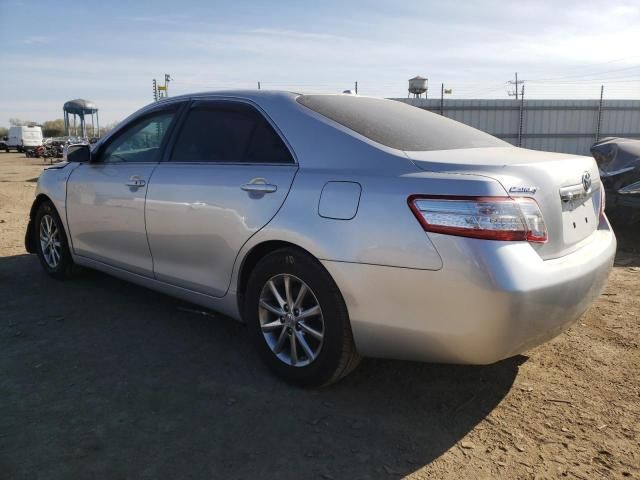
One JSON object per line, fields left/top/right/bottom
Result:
{"left": 25, "top": 194, "right": 55, "bottom": 253}
{"left": 236, "top": 240, "right": 342, "bottom": 319}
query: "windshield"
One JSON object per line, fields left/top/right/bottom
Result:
{"left": 297, "top": 95, "right": 508, "bottom": 152}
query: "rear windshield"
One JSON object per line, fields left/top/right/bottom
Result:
{"left": 296, "top": 95, "right": 508, "bottom": 151}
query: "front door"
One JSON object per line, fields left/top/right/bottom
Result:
{"left": 145, "top": 99, "right": 298, "bottom": 297}
{"left": 66, "top": 107, "right": 179, "bottom": 276}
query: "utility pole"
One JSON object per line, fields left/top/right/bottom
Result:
{"left": 163, "top": 73, "right": 172, "bottom": 98}
{"left": 596, "top": 85, "right": 605, "bottom": 142}
{"left": 355, "top": 81, "right": 358, "bottom": 94}
{"left": 152, "top": 79, "right": 158, "bottom": 101}
{"left": 508, "top": 72, "right": 524, "bottom": 100}
{"left": 440, "top": 84, "right": 452, "bottom": 115}
{"left": 258, "top": 81, "right": 261, "bottom": 90}
{"left": 518, "top": 83, "right": 526, "bottom": 147}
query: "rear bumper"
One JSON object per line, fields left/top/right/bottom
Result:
{"left": 322, "top": 220, "right": 616, "bottom": 364}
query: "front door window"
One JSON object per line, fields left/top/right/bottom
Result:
{"left": 101, "top": 112, "right": 176, "bottom": 163}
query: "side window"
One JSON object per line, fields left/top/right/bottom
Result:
{"left": 170, "top": 102, "right": 294, "bottom": 164}
{"left": 100, "top": 111, "right": 176, "bottom": 163}
{"left": 244, "top": 120, "right": 293, "bottom": 164}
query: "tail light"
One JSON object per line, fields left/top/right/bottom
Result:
{"left": 408, "top": 195, "right": 548, "bottom": 243}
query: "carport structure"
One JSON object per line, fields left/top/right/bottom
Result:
{"left": 63, "top": 99, "right": 99, "bottom": 137}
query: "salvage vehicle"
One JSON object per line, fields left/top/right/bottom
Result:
{"left": 25, "top": 145, "right": 46, "bottom": 158}
{"left": 24, "top": 92, "right": 616, "bottom": 386}
{"left": 591, "top": 137, "right": 640, "bottom": 225}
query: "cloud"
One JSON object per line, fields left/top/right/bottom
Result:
{"left": 1, "top": 0, "right": 639, "bottom": 125}
{"left": 22, "top": 36, "right": 50, "bottom": 45}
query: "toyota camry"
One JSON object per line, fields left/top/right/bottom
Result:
{"left": 25, "top": 91, "right": 616, "bottom": 386}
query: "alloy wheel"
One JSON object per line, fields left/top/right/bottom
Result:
{"left": 39, "top": 214, "right": 61, "bottom": 269}
{"left": 258, "top": 274, "right": 325, "bottom": 367}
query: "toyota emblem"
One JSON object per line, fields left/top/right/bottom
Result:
{"left": 582, "top": 171, "right": 592, "bottom": 192}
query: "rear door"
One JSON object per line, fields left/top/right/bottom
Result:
{"left": 66, "top": 105, "right": 181, "bottom": 276}
{"left": 145, "top": 99, "right": 298, "bottom": 297}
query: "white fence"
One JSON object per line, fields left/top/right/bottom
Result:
{"left": 393, "top": 98, "right": 640, "bottom": 155}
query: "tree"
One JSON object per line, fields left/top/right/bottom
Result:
{"left": 98, "top": 121, "right": 120, "bottom": 137}
{"left": 9, "top": 118, "right": 37, "bottom": 127}
{"left": 2, "top": 118, "right": 120, "bottom": 139}
{"left": 42, "top": 119, "right": 65, "bottom": 137}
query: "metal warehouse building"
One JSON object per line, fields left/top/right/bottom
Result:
{"left": 394, "top": 98, "right": 640, "bottom": 155}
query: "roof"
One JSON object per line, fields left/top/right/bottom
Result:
{"left": 154, "top": 89, "right": 300, "bottom": 103}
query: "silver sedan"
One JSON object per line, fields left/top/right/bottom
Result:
{"left": 25, "top": 91, "right": 616, "bottom": 386}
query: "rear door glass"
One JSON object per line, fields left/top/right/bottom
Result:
{"left": 170, "top": 102, "right": 294, "bottom": 164}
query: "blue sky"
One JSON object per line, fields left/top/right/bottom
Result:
{"left": 0, "top": 0, "right": 639, "bottom": 126}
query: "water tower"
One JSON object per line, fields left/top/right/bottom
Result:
{"left": 408, "top": 76, "right": 428, "bottom": 98}
{"left": 63, "top": 99, "right": 100, "bottom": 137}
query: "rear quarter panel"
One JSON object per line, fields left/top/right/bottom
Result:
{"left": 229, "top": 167, "right": 509, "bottom": 296}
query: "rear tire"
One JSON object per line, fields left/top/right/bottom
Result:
{"left": 245, "top": 247, "right": 361, "bottom": 387}
{"left": 34, "top": 201, "right": 78, "bottom": 279}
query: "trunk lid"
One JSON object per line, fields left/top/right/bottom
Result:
{"left": 406, "top": 147, "right": 602, "bottom": 260}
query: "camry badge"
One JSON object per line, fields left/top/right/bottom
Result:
{"left": 509, "top": 186, "right": 537, "bottom": 194}
{"left": 582, "top": 171, "right": 592, "bottom": 192}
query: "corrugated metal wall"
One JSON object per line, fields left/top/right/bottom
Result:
{"left": 393, "top": 98, "right": 640, "bottom": 155}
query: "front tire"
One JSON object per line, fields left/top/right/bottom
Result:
{"left": 245, "top": 248, "right": 361, "bottom": 387}
{"left": 34, "top": 201, "right": 78, "bottom": 279}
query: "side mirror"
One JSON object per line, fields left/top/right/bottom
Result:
{"left": 65, "top": 144, "right": 91, "bottom": 163}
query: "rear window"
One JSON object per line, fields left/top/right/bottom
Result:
{"left": 296, "top": 95, "right": 508, "bottom": 151}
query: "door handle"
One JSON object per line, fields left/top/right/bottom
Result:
{"left": 125, "top": 176, "right": 146, "bottom": 188}
{"left": 241, "top": 179, "right": 277, "bottom": 194}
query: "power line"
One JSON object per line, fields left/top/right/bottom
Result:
{"left": 512, "top": 55, "right": 640, "bottom": 76}
{"left": 166, "top": 75, "right": 640, "bottom": 101}
{"left": 527, "top": 65, "right": 640, "bottom": 82}
{"left": 529, "top": 76, "right": 640, "bottom": 85}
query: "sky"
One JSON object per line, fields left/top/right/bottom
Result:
{"left": 0, "top": 0, "right": 639, "bottom": 127}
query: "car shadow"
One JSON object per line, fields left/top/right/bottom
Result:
{"left": 611, "top": 220, "right": 640, "bottom": 267}
{"left": 1, "top": 253, "right": 522, "bottom": 480}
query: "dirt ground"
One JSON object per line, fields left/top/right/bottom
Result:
{"left": 0, "top": 152, "right": 638, "bottom": 480}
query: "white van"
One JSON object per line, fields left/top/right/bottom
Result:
{"left": 2, "top": 126, "right": 43, "bottom": 152}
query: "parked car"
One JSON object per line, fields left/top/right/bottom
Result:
{"left": 3, "top": 125, "right": 43, "bottom": 153}
{"left": 24, "top": 92, "right": 616, "bottom": 386}
{"left": 591, "top": 137, "right": 640, "bottom": 225}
